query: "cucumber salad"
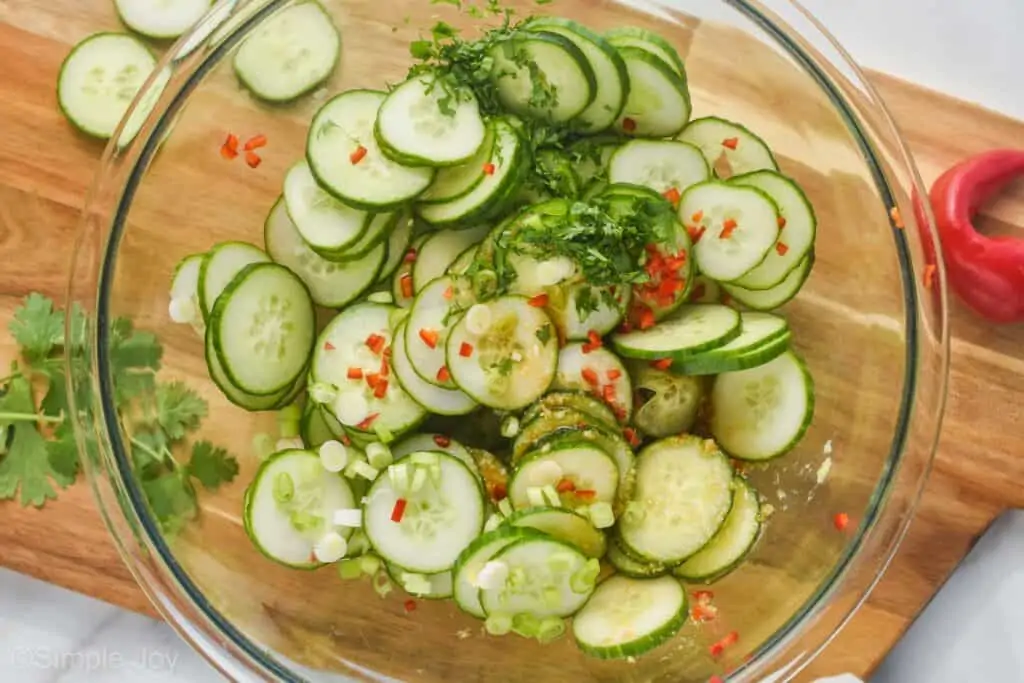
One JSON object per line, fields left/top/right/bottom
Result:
{"left": 166, "top": 2, "right": 817, "bottom": 662}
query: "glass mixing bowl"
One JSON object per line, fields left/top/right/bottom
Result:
{"left": 67, "top": 0, "right": 949, "bottom": 680}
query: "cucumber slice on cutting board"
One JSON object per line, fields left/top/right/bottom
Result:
{"left": 282, "top": 160, "right": 369, "bottom": 258}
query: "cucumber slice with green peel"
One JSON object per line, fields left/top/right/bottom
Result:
{"left": 418, "top": 124, "right": 495, "bottom": 205}
{"left": 606, "top": 537, "right": 667, "bottom": 579}
{"left": 452, "top": 526, "right": 543, "bottom": 618}
{"left": 169, "top": 253, "right": 204, "bottom": 328}
{"left": 57, "top": 33, "right": 156, "bottom": 140}
{"left": 376, "top": 75, "right": 486, "bottom": 167}
{"left": 445, "top": 295, "right": 559, "bottom": 411}
{"left": 722, "top": 252, "right": 814, "bottom": 311}
{"left": 552, "top": 344, "right": 632, "bottom": 422}
{"left": 115, "top": 0, "right": 211, "bottom": 39}
{"left": 481, "top": 536, "right": 596, "bottom": 618}
{"left": 405, "top": 275, "right": 473, "bottom": 388}
{"left": 206, "top": 327, "right": 303, "bottom": 411}
{"left": 392, "top": 320, "right": 478, "bottom": 416}
{"left": 489, "top": 31, "right": 596, "bottom": 123}
{"left": 329, "top": 211, "right": 400, "bottom": 264}
{"left": 198, "top": 241, "right": 270, "bottom": 321}
{"left": 244, "top": 449, "right": 356, "bottom": 569}
{"left": 310, "top": 302, "right": 428, "bottom": 436}
{"left": 572, "top": 575, "right": 688, "bottom": 659}
{"left": 675, "top": 477, "right": 761, "bottom": 582}
{"left": 447, "top": 246, "right": 478, "bottom": 277}
{"left": 608, "top": 140, "right": 709, "bottom": 196}
{"left": 730, "top": 171, "right": 817, "bottom": 290}
{"left": 386, "top": 563, "right": 454, "bottom": 600}
{"left": 412, "top": 226, "right": 492, "bottom": 294}
{"left": 375, "top": 214, "right": 415, "bottom": 284}
{"left": 363, "top": 451, "right": 485, "bottom": 574}
{"left": 391, "top": 433, "right": 479, "bottom": 476}
{"left": 614, "top": 47, "right": 691, "bottom": 138}
{"left": 670, "top": 312, "right": 791, "bottom": 376}
{"left": 519, "top": 149, "right": 583, "bottom": 204}
{"left": 307, "top": 90, "right": 434, "bottom": 210}
{"left": 525, "top": 18, "right": 629, "bottom": 133}
{"left": 391, "top": 236, "right": 427, "bottom": 309}
{"left": 677, "top": 116, "right": 779, "bottom": 177}
{"left": 612, "top": 304, "right": 741, "bottom": 362}
{"left": 521, "top": 391, "right": 618, "bottom": 431}
{"left": 556, "top": 283, "right": 630, "bottom": 342}
{"left": 416, "top": 118, "right": 526, "bottom": 227}
{"left": 631, "top": 363, "right": 704, "bottom": 438}
{"left": 264, "top": 197, "right": 384, "bottom": 308}
{"left": 233, "top": 1, "right": 340, "bottom": 103}
{"left": 504, "top": 507, "right": 607, "bottom": 559}
{"left": 211, "top": 263, "right": 316, "bottom": 396}
{"left": 605, "top": 27, "right": 686, "bottom": 75}
{"left": 509, "top": 438, "right": 619, "bottom": 512}
{"left": 300, "top": 402, "right": 336, "bottom": 449}
{"left": 681, "top": 181, "right": 780, "bottom": 283}
{"left": 467, "top": 447, "right": 510, "bottom": 502}
{"left": 710, "top": 350, "right": 814, "bottom": 461}
{"left": 283, "top": 161, "right": 369, "bottom": 258}
{"left": 618, "top": 435, "right": 734, "bottom": 564}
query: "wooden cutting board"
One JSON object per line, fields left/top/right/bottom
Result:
{"left": 1, "top": 0, "right": 1023, "bottom": 680}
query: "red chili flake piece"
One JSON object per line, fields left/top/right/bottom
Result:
{"left": 722, "top": 137, "right": 739, "bottom": 150}
{"left": 400, "top": 273, "right": 414, "bottom": 299}
{"left": 356, "top": 413, "right": 379, "bottom": 430}
{"left": 350, "top": 145, "right": 368, "bottom": 165}
{"left": 719, "top": 219, "right": 738, "bottom": 240}
{"left": 691, "top": 603, "right": 719, "bottom": 622}
{"left": 483, "top": 162, "right": 496, "bottom": 175}
{"left": 245, "top": 151, "right": 262, "bottom": 168}
{"left": 366, "top": 333, "right": 386, "bottom": 355}
{"left": 442, "top": 285, "right": 454, "bottom": 300}
{"left": 709, "top": 677, "right": 725, "bottom": 683}
{"left": 692, "top": 283, "right": 706, "bottom": 301}
{"left": 924, "top": 264, "right": 937, "bottom": 290}
{"left": 575, "top": 490, "right": 597, "bottom": 501}
{"left": 492, "top": 483, "right": 507, "bottom": 501}
{"left": 347, "top": 367, "right": 364, "bottom": 380}
{"left": 778, "top": 215, "right": 787, "bottom": 229}
{"left": 687, "top": 225, "right": 707, "bottom": 243}
{"left": 692, "top": 590, "right": 715, "bottom": 602}
{"left": 606, "top": 368, "right": 622, "bottom": 381}
{"left": 890, "top": 206, "right": 905, "bottom": 229}
{"left": 622, "top": 117, "right": 637, "bottom": 132}
{"left": 403, "top": 599, "right": 417, "bottom": 613}
{"left": 436, "top": 366, "right": 450, "bottom": 383}
{"left": 651, "top": 358, "right": 673, "bottom": 371}
{"left": 636, "top": 305, "right": 656, "bottom": 330}
{"left": 243, "top": 134, "right": 268, "bottom": 151}
{"left": 373, "top": 379, "right": 389, "bottom": 399}
{"left": 709, "top": 631, "right": 739, "bottom": 658}
{"left": 528, "top": 293, "right": 549, "bottom": 308}
{"left": 581, "top": 329, "right": 602, "bottom": 354}
{"left": 556, "top": 478, "right": 576, "bottom": 494}
{"left": 433, "top": 434, "right": 451, "bottom": 448}
{"left": 662, "top": 187, "right": 681, "bottom": 205}
{"left": 403, "top": 249, "right": 418, "bottom": 264}
{"left": 612, "top": 405, "right": 627, "bottom": 422}
{"left": 691, "top": 210, "right": 704, "bottom": 223}
{"left": 618, "top": 320, "right": 634, "bottom": 334}
{"left": 623, "top": 427, "right": 641, "bottom": 447}
{"left": 459, "top": 342, "right": 474, "bottom": 358}
{"left": 775, "top": 242, "right": 790, "bottom": 256}
{"left": 602, "top": 384, "right": 616, "bottom": 403}
{"left": 341, "top": 434, "right": 352, "bottom": 446}
{"left": 380, "top": 357, "right": 390, "bottom": 378}
{"left": 365, "top": 372, "right": 381, "bottom": 390}
{"left": 323, "top": 341, "right": 336, "bottom": 351}
{"left": 220, "top": 133, "right": 239, "bottom": 159}
{"left": 418, "top": 328, "right": 439, "bottom": 349}
{"left": 581, "top": 367, "right": 600, "bottom": 386}
{"left": 834, "top": 512, "right": 850, "bottom": 531}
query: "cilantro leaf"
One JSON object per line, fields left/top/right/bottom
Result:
{"left": 431, "top": 0, "right": 462, "bottom": 5}
{"left": 187, "top": 441, "right": 239, "bottom": 491}
{"left": 142, "top": 471, "right": 197, "bottom": 535}
{"left": 47, "top": 424, "right": 80, "bottom": 483}
{"left": 130, "top": 429, "right": 172, "bottom": 478}
{"left": 9, "top": 293, "right": 66, "bottom": 362}
{"left": 0, "top": 374, "right": 70, "bottom": 507}
{"left": 156, "top": 381, "right": 208, "bottom": 441}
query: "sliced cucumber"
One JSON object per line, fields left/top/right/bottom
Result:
{"left": 615, "top": 47, "right": 690, "bottom": 137}
{"left": 244, "top": 449, "right": 356, "bottom": 569}
{"left": 675, "top": 477, "right": 761, "bottom": 582}
{"left": 618, "top": 435, "right": 734, "bottom": 564}
{"left": 612, "top": 304, "right": 741, "bottom": 362}
{"left": 57, "top": 33, "right": 156, "bottom": 141}
{"left": 376, "top": 75, "right": 486, "bottom": 167}
{"left": 671, "top": 312, "right": 790, "bottom": 375}
{"left": 681, "top": 181, "right": 780, "bottom": 283}
{"left": 519, "top": 149, "right": 583, "bottom": 204}
{"left": 363, "top": 451, "right": 485, "bottom": 573}
{"left": 552, "top": 343, "right": 632, "bottom": 422}
{"left": 722, "top": 253, "right": 814, "bottom": 311}
{"left": 307, "top": 90, "right": 434, "bottom": 210}
{"left": 282, "top": 161, "right": 369, "bottom": 258}
{"left": 489, "top": 31, "right": 596, "bottom": 123}
{"left": 198, "top": 241, "right": 270, "bottom": 321}
{"left": 300, "top": 402, "right": 336, "bottom": 449}
{"left": 571, "top": 136, "right": 623, "bottom": 187}
{"left": 386, "top": 563, "right": 454, "bottom": 600}
{"left": 555, "top": 283, "right": 630, "bottom": 342}
{"left": 211, "top": 263, "right": 316, "bottom": 396}
{"left": 606, "top": 537, "right": 668, "bottom": 579}
{"left": 412, "top": 226, "right": 491, "bottom": 294}
{"left": 390, "top": 433, "right": 479, "bottom": 476}
{"left": 481, "top": 536, "right": 594, "bottom": 618}
{"left": 169, "top": 252, "right": 204, "bottom": 329}
{"left": 115, "top": 0, "right": 210, "bottom": 39}
{"left": 264, "top": 197, "right": 384, "bottom": 308}
{"left": 710, "top": 350, "right": 814, "bottom": 461}
{"left": 608, "top": 140, "right": 709, "bottom": 196}
{"left": 376, "top": 214, "right": 415, "bottom": 284}
{"left": 605, "top": 27, "right": 685, "bottom": 75}
{"left": 447, "top": 246, "right": 478, "bottom": 277}
{"left": 526, "top": 18, "right": 629, "bottom": 133}
{"left": 233, "top": 1, "right": 339, "bottom": 102}
{"left": 445, "top": 295, "right": 559, "bottom": 411}
{"left": 689, "top": 274, "right": 722, "bottom": 304}
{"left": 310, "top": 303, "right": 427, "bottom": 436}
{"left": 467, "top": 447, "right": 510, "bottom": 503}
{"left": 730, "top": 171, "right": 817, "bottom": 290}
{"left": 392, "top": 320, "right": 478, "bottom": 416}
{"left": 452, "top": 527, "right": 542, "bottom": 618}
{"left": 521, "top": 391, "right": 618, "bottom": 431}
{"left": 677, "top": 116, "right": 778, "bottom": 177}
{"left": 391, "top": 235, "right": 427, "bottom": 308}
{"left": 206, "top": 326, "right": 303, "bottom": 411}
{"left": 510, "top": 438, "right": 619, "bottom": 511}
{"left": 418, "top": 124, "right": 495, "bottom": 205}
{"left": 630, "top": 363, "right": 704, "bottom": 438}
{"left": 504, "top": 507, "right": 607, "bottom": 559}
{"left": 405, "top": 275, "right": 472, "bottom": 388}
{"left": 572, "top": 575, "right": 688, "bottom": 659}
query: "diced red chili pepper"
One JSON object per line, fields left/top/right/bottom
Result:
{"left": 459, "top": 342, "right": 474, "bottom": 358}
{"left": 403, "top": 249, "right": 417, "bottom": 264}
{"left": 775, "top": 242, "right": 789, "bottom": 256}
{"left": 436, "top": 366, "right": 450, "bottom": 383}
{"left": 404, "top": 599, "right": 417, "bottom": 613}
{"left": 243, "top": 134, "right": 268, "bottom": 151}
{"left": 366, "top": 372, "right": 381, "bottom": 390}
{"left": 692, "top": 590, "right": 715, "bottom": 602}
{"left": 651, "top": 358, "right": 673, "bottom": 371}
{"left": 581, "top": 330, "right": 602, "bottom": 354}
{"left": 622, "top": 117, "right": 637, "bottom": 132}
{"left": 373, "top": 379, "right": 389, "bottom": 399}
{"left": 623, "top": 427, "right": 640, "bottom": 447}
{"left": 492, "top": 483, "right": 507, "bottom": 501}
{"left": 709, "top": 631, "right": 739, "bottom": 657}
{"left": 323, "top": 341, "right": 336, "bottom": 351}
{"left": 890, "top": 206, "right": 904, "bottom": 229}
{"left": 602, "top": 384, "right": 616, "bottom": 403}
{"left": 347, "top": 367, "right": 364, "bottom": 380}
{"left": 483, "top": 162, "right": 496, "bottom": 175}
{"left": 366, "top": 333, "right": 386, "bottom": 355}
{"left": 341, "top": 434, "right": 352, "bottom": 446}
{"left": 709, "top": 676, "right": 724, "bottom": 683}
{"left": 607, "top": 368, "right": 622, "bottom": 381}
{"left": 350, "top": 145, "right": 368, "bottom": 164}
{"left": 690, "top": 603, "right": 718, "bottom": 622}
{"left": 637, "top": 306, "right": 656, "bottom": 330}
{"left": 400, "top": 273, "right": 414, "bottom": 299}
{"left": 722, "top": 137, "right": 739, "bottom": 150}
{"left": 691, "top": 210, "right": 704, "bottom": 223}
{"left": 662, "top": 187, "right": 681, "bottom": 205}
{"left": 528, "top": 293, "right": 549, "bottom": 308}
{"left": 687, "top": 225, "right": 707, "bottom": 243}
{"left": 433, "top": 434, "right": 451, "bottom": 448}
{"left": 778, "top": 215, "right": 787, "bottom": 229}
{"left": 443, "top": 285, "right": 454, "bottom": 300}
{"left": 834, "top": 512, "right": 850, "bottom": 531}
{"left": 581, "top": 367, "right": 600, "bottom": 386}
{"left": 356, "top": 413, "right": 379, "bottom": 430}
{"left": 556, "top": 478, "right": 576, "bottom": 493}
{"left": 392, "top": 498, "right": 408, "bottom": 526}
{"left": 924, "top": 264, "right": 937, "bottom": 290}
{"left": 575, "top": 490, "right": 596, "bottom": 501}
{"left": 719, "top": 219, "right": 738, "bottom": 239}
{"left": 245, "top": 151, "right": 262, "bottom": 168}
{"left": 419, "top": 328, "right": 439, "bottom": 349}
{"left": 220, "top": 133, "right": 239, "bottom": 159}
{"left": 380, "top": 357, "right": 389, "bottom": 377}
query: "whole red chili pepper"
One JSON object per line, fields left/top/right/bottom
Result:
{"left": 930, "top": 149, "right": 1024, "bottom": 323}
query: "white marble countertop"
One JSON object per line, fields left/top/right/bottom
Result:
{"left": 1, "top": 2, "right": 1021, "bottom": 682}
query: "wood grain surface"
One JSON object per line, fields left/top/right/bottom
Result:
{"left": 0, "top": 0, "right": 1022, "bottom": 681}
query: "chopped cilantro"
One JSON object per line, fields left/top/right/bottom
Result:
{"left": 492, "top": 356, "right": 516, "bottom": 376}
{"left": 536, "top": 324, "right": 553, "bottom": 345}
{"left": 155, "top": 381, "right": 208, "bottom": 441}
{"left": 188, "top": 441, "right": 240, "bottom": 491}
